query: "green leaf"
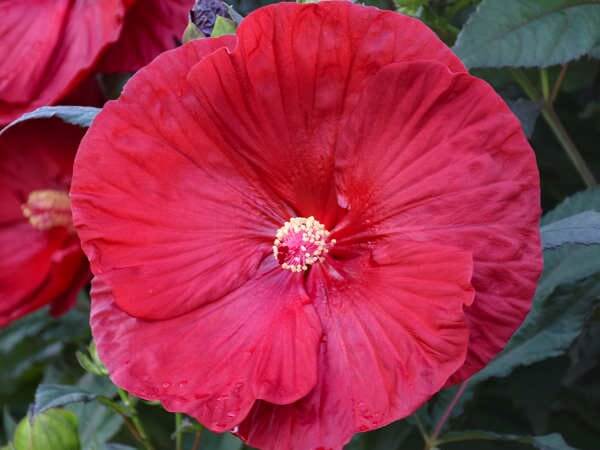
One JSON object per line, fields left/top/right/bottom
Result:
{"left": 0, "top": 312, "right": 52, "bottom": 354}
{"left": 542, "top": 211, "right": 600, "bottom": 248}
{"left": 182, "top": 21, "right": 203, "bottom": 43}
{"left": 67, "top": 376, "right": 122, "bottom": 450}
{"left": 534, "top": 434, "right": 580, "bottom": 449}
{"left": 14, "top": 410, "right": 80, "bottom": 450}
{"left": 1, "top": 106, "right": 100, "bottom": 134}
{"left": 542, "top": 187, "right": 600, "bottom": 224}
{"left": 76, "top": 343, "right": 108, "bottom": 377}
{"left": 454, "top": 0, "right": 600, "bottom": 68}
{"left": 31, "top": 378, "right": 126, "bottom": 450}
{"left": 75, "top": 352, "right": 103, "bottom": 377}
{"left": 2, "top": 408, "right": 16, "bottom": 447}
{"left": 0, "top": 307, "right": 90, "bottom": 396}
{"left": 346, "top": 420, "right": 413, "bottom": 450}
{"left": 103, "top": 445, "right": 136, "bottom": 450}
{"left": 197, "top": 430, "right": 244, "bottom": 450}
{"left": 3, "top": 407, "right": 17, "bottom": 441}
{"left": 226, "top": 5, "right": 244, "bottom": 25}
{"left": 506, "top": 357, "right": 571, "bottom": 431}
{"left": 394, "top": 0, "right": 425, "bottom": 16}
{"left": 507, "top": 98, "right": 540, "bottom": 137}
{"left": 70, "top": 404, "right": 122, "bottom": 450}
{"left": 474, "top": 273, "right": 600, "bottom": 382}
{"left": 564, "top": 308, "right": 600, "bottom": 383}
{"left": 538, "top": 188, "right": 600, "bottom": 301}
{"left": 464, "top": 189, "right": 600, "bottom": 381}
{"left": 438, "top": 430, "right": 578, "bottom": 449}
{"left": 210, "top": 16, "right": 237, "bottom": 37}
{"left": 33, "top": 385, "right": 99, "bottom": 416}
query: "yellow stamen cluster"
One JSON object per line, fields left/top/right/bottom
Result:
{"left": 22, "top": 189, "right": 72, "bottom": 230}
{"left": 273, "top": 216, "right": 335, "bottom": 272}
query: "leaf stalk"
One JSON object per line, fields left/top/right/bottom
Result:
{"left": 423, "top": 381, "right": 470, "bottom": 450}
{"left": 511, "top": 69, "right": 597, "bottom": 187}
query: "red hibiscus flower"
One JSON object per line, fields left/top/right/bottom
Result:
{"left": 0, "top": 118, "right": 90, "bottom": 327}
{"left": 0, "top": 0, "right": 193, "bottom": 125}
{"left": 70, "top": 2, "right": 542, "bottom": 449}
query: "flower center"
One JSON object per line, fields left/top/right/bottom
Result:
{"left": 273, "top": 216, "right": 335, "bottom": 272}
{"left": 22, "top": 189, "right": 73, "bottom": 231}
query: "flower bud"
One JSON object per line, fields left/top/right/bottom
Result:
{"left": 13, "top": 409, "right": 80, "bottom": 450}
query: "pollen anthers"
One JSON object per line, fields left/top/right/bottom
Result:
{"left": 22, "top": 189, "right": 73, "bottom": 231}
{"left": 273, "top": 216, "right": 335, "bottom": 272}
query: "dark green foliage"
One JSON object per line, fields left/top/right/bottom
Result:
{"left": 3, "top": 1, "right": 600, "bottom": 449}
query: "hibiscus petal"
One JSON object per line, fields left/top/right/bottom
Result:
{"left": 334, "top": 61, "right": 542, "bottom": 383}
{"left": 99, "top": 0, "right": 194, "bottom": 73}
{"left": 0, "top": 119, "right": 88, "bottom": 326}
{"left": 0, "top": 225, "right": 61, "bottom": 325}
{"left": 47, "top": 243, "right": 91, "bottom": 317}
{"left": 238, "top": 241, "right": 474, "bottom": 450}
{"left": 71, "top": 37, "right": 298, "bottom": 321}
{"left": 186, "top": 1, "right": 464, "bottom": 227}
{"left": 0, "top": 232, "right": 88, "bottom": 326}
{"left": 0, "top": 0, "right": 127, "bottom": 124}
{"left": 91, "top": 264, "right": 321, "bottom": 431}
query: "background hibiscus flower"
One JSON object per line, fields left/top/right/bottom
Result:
{"left": 0, "top": 0, "right": 193, "bottom": 125}
{"left": 70, "top": 2, "right": 541, "bottom": 449}
{"left": 0, "top": 117, "right": 90, "bottom": 327}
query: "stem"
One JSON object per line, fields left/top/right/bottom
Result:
{"left": 130, "top": 415, "right": 154, "bottom": 450}
{"left": 510, "top": 69, "right": 538, "bottom": 100}
{"left": 542, "top": 107, "right": 597, "bottom": 187}
{"left": 97, "top": 397, "right": 131, "bottom": 417}
{"left": 427, "top": 381, "right": 469, "bottom": 449}
{"left": 540, "top": 69, "right": 551, "bottom": 100}
{"left": 190, "top": 426, "right": 203, "bottom": 450}
{"left": 97, "top": 397, "right": 148, "bottom": 448}
{"left": 414, "top": 413, "right": 433, "bottom": 450}
{"left": 117, "top": 389, "right": 155, "bottom": 450}
{"left": 117, "top": 388, "right": 130, "bottom": 406}
{"left": 436, "top": 434, "right": 532, "bottom": 446}
{"left": 550, "top": 64, "right": 568, "bottom": 104}
{"left": 121, "top": 417, "right": 143, "bottom": 443}
{"left": 175, "top": 413, "right": 183, "bottom": 450}
{"left": 511, "top": 69, "right": 597, "bottom": 187}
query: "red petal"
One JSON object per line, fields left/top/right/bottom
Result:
{"left": 187, "top": 1, "right": 464, "bottom": 227}
{"left": 334, "top": 61, "right": 542, "bottom": 382}
{"left": 0, "top": 119, "right": 88, "bottom": 326}
{"left": 48, "top": 243, "right": 91, "bottom": 317}
{"left": 91, "top": 264, "right": 321, "bottom": 431}
{"left": 0, "top": 0, "right": 127, "bottom": 124}
{"left": 99, "top": 0, "right": 194, "bottom": 73}
{"left": 0, "top": 226, "right": 63, "bottom": 326}
{"left": 71, "top": 37, "right": 294, "bottom": 321}
{"left": 238, "top": 241, "right": 474, "bottom": 450}
{"left": 0, "top": 233, "right": 88, "bottom": 326}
